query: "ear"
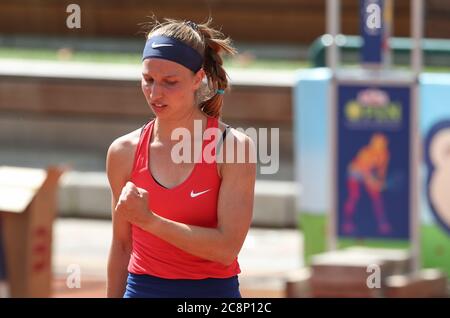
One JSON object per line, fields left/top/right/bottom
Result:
{"left": 192, "top": 69, "right": 205, "bottom": 91}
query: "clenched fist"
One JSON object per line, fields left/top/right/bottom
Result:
{"left": 115, "top": 181, "right": 154, "bottom": 228}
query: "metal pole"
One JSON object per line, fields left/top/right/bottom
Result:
{"left": 411, "top": 78, "right": 421, "bottom": 275}
{"left": 384, "top": 0, "right": 394, "bottom": 68}
{"left": 326, "top": 0, "right": 340, "bottom": 251}
{"left": 411, "top": 0, "right": 424, "bottom": 274}
{"left": 326, "top": 0, "right": 340, "bottom": 72}
{"left": 411, "top": 0, "right": 424, "bottom": 76}
{"left": 328, "top": 76, "right": 337, "bottom": 252}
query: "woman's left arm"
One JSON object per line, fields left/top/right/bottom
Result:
{"left": 116, "top": 133, "right": 256, "bottom": 265}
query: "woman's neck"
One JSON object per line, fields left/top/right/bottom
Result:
{"left": 153, "top": 108, "right": 207, "bottom": 144}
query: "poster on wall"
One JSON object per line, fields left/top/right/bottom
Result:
{"left": 336, "top": 83, "right": 411, "bottom": 240}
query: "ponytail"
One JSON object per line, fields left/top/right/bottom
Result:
{"left": 197, "top": 19, "right": 236, "bottom": 118}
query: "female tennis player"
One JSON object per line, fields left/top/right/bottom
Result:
{"left": 106, "top": 18, "right": 256, "bottom": 298}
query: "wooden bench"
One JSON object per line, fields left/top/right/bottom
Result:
{"left": 0, "top": 64, "right": 295, "bottom": 179}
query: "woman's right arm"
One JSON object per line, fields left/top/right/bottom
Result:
{"left": 106, "top": 135, "right": 136, "bottom": 298}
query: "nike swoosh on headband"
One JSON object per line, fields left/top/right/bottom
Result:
{"left": 151, "top": 43, "right": 174, "bottom": 48}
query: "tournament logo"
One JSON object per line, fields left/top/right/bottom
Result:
{"left": 345, "top": 88, "right": 402, "bottom": 129}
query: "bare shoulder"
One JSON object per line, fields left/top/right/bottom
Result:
{"left": 107, "top": 128, "right": 141, "bottom": 160}
{"left": 106, "top": 127, "right": 143, "bottom": 193}
{"left": 217, "top": 120, "right": 256, "bottom": 178}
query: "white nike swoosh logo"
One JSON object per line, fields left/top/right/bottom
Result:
{"left": 151, "top": 43, "right": 174, "bottom": 48}
{"left": 190, "top": 189, "right": 211, "bottom": 198}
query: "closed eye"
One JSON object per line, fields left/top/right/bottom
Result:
{"left": 142, "top": 74, "right": 178, "bottom": 86}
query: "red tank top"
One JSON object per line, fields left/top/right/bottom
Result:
{"left": 127, "top": 116, "right": 241, "bottom": 279}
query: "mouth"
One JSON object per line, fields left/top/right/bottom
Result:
{"left": 151, "top": 102, "right": 168, "bottom": 109}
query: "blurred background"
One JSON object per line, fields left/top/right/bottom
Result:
{"left": 0, "top": 0, "right": 449, "bottom": 298}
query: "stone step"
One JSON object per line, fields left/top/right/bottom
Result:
{"left": 307, "top": 248, "right": 415, "bottom": 298}
{"left": 384, "top": 269, "right": 449, "bottom": 298}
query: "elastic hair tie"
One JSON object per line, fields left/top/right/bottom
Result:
{"left": 216, "top": 89, "right": 225, "bottom": 95}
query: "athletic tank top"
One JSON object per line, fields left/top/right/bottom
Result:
{"left": 127, "top": 116, "right": 241, "bottom": 279}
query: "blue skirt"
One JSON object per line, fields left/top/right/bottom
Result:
{"left": 123, "top": 273, "right": 242, "bottom": 298}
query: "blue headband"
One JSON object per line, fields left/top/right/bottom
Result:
{"left": 142, "top": 35, "right": 204, "bottom": 73}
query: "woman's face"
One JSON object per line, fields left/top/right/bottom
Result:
{"left": 141, "top": 58, "right": 204, "bottom": 119}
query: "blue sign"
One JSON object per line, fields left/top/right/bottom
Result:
{"left": 337, "top": 84, "right": 411, "bottom": 239}
{"left": 360, "top": 0, "right": 384, "bottom": 64}
{"left": 425, "top": 120, "right": 450, "bottom": 235}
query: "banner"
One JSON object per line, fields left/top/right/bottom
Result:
{"left": 360, "top": 0, "right": 384, "bottom": 64}
{"left": 336, "top": 83, "right": 411, "bottom": 239}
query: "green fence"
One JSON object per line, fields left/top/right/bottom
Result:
{"left": 310, "top": 35, "right": 450, "bottom": 68}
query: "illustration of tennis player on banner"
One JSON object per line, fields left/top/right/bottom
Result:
{"left": 343, "top": 133, "right": 391, "bottom": 234}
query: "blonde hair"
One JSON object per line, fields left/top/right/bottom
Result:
{"left": 144, "top": 17, "right": 236, "bottom": 118}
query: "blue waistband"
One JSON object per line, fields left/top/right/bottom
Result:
{"left": 124, "top": 273, "right": 241, "bottom": 298}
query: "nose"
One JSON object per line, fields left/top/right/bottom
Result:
{"left": 149, "top": 82, "right": 163, "bottom": 101}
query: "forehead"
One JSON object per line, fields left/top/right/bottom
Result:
{"left": 142, "top": 58, "right": 190, "bottom": 77}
